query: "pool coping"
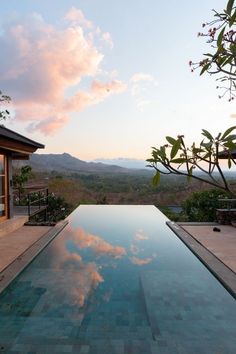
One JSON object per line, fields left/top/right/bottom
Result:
{"left": 167, "top": 221, "right": 236, "bottom": 299}
{"left": 0, "top": 220, "right": 68, "bottom": 295}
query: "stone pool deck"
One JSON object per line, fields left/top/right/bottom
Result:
{"left": 0, "top": 225, "right": 53, "bottom": 273}
{"left": 168, "top": 222, "right": 236, "bottom": 298}
{"left": 179, "top": 223, "right": 236, "bottom": 274}
{"left": 0, "top": 221, "right": 68, "bottom": 294}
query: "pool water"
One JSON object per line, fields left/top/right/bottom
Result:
{"left": 0, "top": 205, "right": 236, "bottom": 353}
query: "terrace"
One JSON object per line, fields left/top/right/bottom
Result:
{"left": 0, "top": 205, "right": 235, "bottom": 353}
{"left": 0, "top": 128, "right": 236, "bottom": 353}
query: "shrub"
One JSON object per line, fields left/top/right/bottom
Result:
{"left": 182, "top": 189, "right": 230, "bottom": 222}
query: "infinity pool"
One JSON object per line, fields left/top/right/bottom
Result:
{"left": 0, "top": 205, "right": 236, "bottom": 353}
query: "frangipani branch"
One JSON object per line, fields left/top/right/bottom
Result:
{"left": 147, "top": 126, "right": 236, "bottom": 195}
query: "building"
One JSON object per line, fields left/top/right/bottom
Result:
{"left": 0, "top": 125, "right": 44, "bottom": 222}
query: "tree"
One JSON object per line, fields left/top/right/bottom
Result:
{"left": 13, "top": 165, "right": 32, "bottom": 201}
{"left": 147, "top": 126, "right": 236, "bottom": 196}
{"left": 46, "top": 193, "right": 72, "bottom": 222}
{"left": 182, "top": 189, "right": 229, "bottom": 222}
{"left": 0, "top": 90, "right": 11, "bottom": 121}
{"left": 190, "top": 0, "right": 236, "bottom": 100}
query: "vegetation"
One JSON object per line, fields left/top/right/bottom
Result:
{"left": 45, "top": 193, "right": 72, "bottom": 222}
{"left": 190, "top": 0, "right": 236, "bottom": 100}
{"left": 13, "top": 165, "right": 32, "bottom": 201}
{"left": 182, "top": 189, "right": 230, "bottom": 222}
{"left": 0, "top": 90, "right": 11, "bottom": 121}
{"left": 13, "top": 163, "right": 236, "bottom": 223}
{"left": 147, "top": 126, "right": 236, "bottom": 196}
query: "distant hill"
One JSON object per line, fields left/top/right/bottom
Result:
{"left": 22, "top": 153, "right": 151, "bottom": 175}
{"left": 93, "top": 158, "right": 147, "bottom": 169}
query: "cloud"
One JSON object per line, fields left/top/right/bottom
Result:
{"left": 134, "top": 229, "right": 149, "bottom": 241}
{"left": 130, "top": 256, "right": 153, "bottom": 266}
{"left": 101, "top": 32, "right": 114, "bottom": 48}
{"left": 131, "top": 73, "right": 157, "bottom": 84}
{"left": 64, "top": 7, "right": 93, "bottom": 29}
{"left": 30, "top": 237, "right": 104, "bottom": 309}
{"left": 68, "top": 227, "right": 127, "bottom": 259}
{"left": 0, "top": 10, "right": 125, "bottom": 134}
{"left": 130, "top": 72, "right": 158, "bottom": 111}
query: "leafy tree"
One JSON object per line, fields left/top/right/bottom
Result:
{"left": 147, "top": 126, "right": 236, "bottom": 196}
{"left": 13, "top": 165, "right": 32, "bottom": 201}
{"left": 190, "top": 0, "right": 236, "bottom": 100}
{"left": 0, "top": 90, "right": 11, "bottom": 121}
{"left": 46, "top": 193, "right": 72, "bottom": 222}
{"left": 182, "top": 189, "right": 229, "bottom": 222}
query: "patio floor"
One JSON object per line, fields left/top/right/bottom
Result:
{"left": 179, "top": 223, "right": 236, "bottom": 274}
{"left": 0, "top": 225, "right": 52, "bottom": 273}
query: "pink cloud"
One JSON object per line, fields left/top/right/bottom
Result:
{"left": 65, "top": 7, "right": 93, "bottom": 29}
{"left": 101, "top": 32, "right": 114, "bottom": 48}
{"left": 131, "top": 73, "right": 157, "bottom": 84}
{"left": 134, "top": 230, "right": 148, "bottom": 241}
{"left": 68, "top": 227, "right": 127, "bottom": 259}
{"left": 29, "top": 238, "right": 104, "bottom": 309}
{"left": 0, "top": 10, "right": 126, "bottom": 134}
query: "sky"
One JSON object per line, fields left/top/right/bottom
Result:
{"left": 1, "top": 0, "right": 235, "bottom": 161}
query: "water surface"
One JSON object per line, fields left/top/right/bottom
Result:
{"left": 0, "top": 205, "right": 236, "bottom": 353}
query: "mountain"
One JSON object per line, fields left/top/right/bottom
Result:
{"left": 93, "top": 158, "right": 147, "bottom": 169}
{"left": 24, "top": 153, "right": 151, "bottom": 174}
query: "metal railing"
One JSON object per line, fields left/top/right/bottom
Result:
{"left": 27, "top": 188, "right": 49, "bottom": 217}
{"left": 13, "top": 187, "right": 49, "bottom": 218}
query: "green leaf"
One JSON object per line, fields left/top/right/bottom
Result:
{"left": 226, "top": 0, "right": 234, "bottom": 15}
{"left": 203, "top": 53, "right": 213, "bottom": 58}
{"left": 146, "top": 158, "right": 155, "bottom": 163}
{"left": 200, "top": 62, "right": 211, "bottom": 75}
{"left": 217, "top": 27, "right": 225, "bottom": 47}
{"left": 230, "top": 43, "right": 236, "bottom": 55}
{"left": 201, "top": 141, "right": 212, "bottom": 149}
{"left": 159, "top": 146, "right": 166, "bottom": 159}
{"left": 223, "top": 141, "right": 236, "bottom": 149}
{"left": 166, "top": 136, "right": 176, "bottom": 145}
{"left": 170, "top": 140, "right": 181, "bottom": 159}
{"left": 221, "top": 126, "right": 236, "bottom": 140}
{"left": 152, "top": 171, "right": 160, "bottom": 186}
{"left": 230, "top": 9, "right": 236, "bottom": 26}
{"left": 192, "top": 148, "right": 205, "bottom": 154}
{"left": 225, "top": 134, "right": 236, "bottom": 141}
{"left": 170, "top": 158, "right": 186, "bottom": 164}
{"left": 201, "top": 129, "right": 213, "bottom": 141}
{"left": 221, "top": 55, "right": 233, "bottom": 67}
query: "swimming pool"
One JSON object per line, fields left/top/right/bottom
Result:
{"left": 0, "top": 205, "right": 236, "bottom": 353}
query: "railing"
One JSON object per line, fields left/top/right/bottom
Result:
{"left": 13, "top": 187, "right": 49, "bottom": 219}
{"left": 216, "top": 198, "right": 236, "bottom": 224}
{"left": 27, "top": 188, "right": 49, "bottom": 218}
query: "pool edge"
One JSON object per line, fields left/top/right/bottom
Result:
{"left": 0, "top": 220, "right": 68, "bottom": 295}
{"left": 167, "top": 221, "right": 236, "bottom": 299}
